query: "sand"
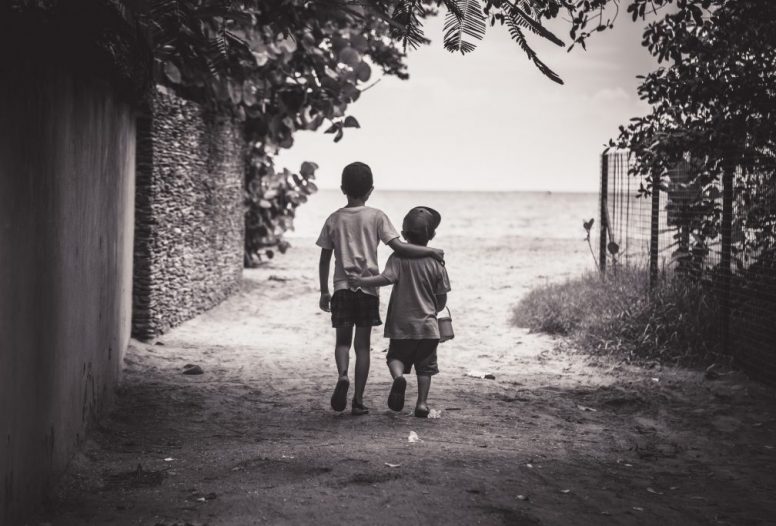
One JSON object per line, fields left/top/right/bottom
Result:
{"left": 38, "top": 237, "right": 776, "bottom": 525}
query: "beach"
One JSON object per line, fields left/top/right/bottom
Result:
{"left": 38, "top": 191, "right": 776, "bottom": 525}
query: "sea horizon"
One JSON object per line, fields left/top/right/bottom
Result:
{"left": 290, "top": 188, "right": 600, "bottom": 241}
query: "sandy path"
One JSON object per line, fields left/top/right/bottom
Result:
{"left": 40, "top": 239, "right": 776, "bottom": 525}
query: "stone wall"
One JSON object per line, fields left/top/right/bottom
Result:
{"left": 0, "top": 72, "right": 136, "bottom": 522}
{"left": 132, "top": 87, "right": 245, "bottom": 339}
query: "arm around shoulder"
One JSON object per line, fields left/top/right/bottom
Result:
{"left": 387, "top": 238, "right": 444, "bottom": 262}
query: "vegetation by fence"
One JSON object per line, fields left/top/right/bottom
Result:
{"left": 599, "top": 150, "right": 776, "bottom": 384}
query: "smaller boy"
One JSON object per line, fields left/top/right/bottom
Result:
{"left": 348, "top": 206, "right": 450, "bottom": 417}
{"left": 317, "top": 163, "right": 444, "bottom": 416}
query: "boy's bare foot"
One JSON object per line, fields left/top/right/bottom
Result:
{"left": 388, "top": 376, "right": 406, "bottom": 412}
{"left": 351, "top": 399, "right": 369, "bottom": 416}
{"left": 414, "top": 403, "right": 430, "bottom": 418}
{"left": 330, "top": 377, "right": 349, "bottom": 412}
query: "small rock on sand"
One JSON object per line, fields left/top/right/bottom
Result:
{"left": 182, "top": 364, "right": 204, "bottom": 375}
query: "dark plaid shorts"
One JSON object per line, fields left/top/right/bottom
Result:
{"left": 330, "top": 289, "right": 382, "bottom": 329}
{"left": 387, "top": 339, "right": 440, "bottom": 376}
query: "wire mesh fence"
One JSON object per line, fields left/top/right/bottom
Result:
{"left": 600, "top": 150, "right": 776, "bottom": 384}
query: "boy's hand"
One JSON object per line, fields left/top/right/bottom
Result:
{"left": 319, "top": 292, "right": 331, "bottom": 312}
{"left": 431, "top": 247, "right": 445, "bottom": 263}
{"left": 347, "top": 275, "right": 362, "bottom": 289}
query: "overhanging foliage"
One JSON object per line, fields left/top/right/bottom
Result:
{"left": 12, "top": 1, "right": 684, "bottom": 263}
{"left": 590, "top": 0, "right": 776, "bottom": 272}
{"left": 130, "top": 0, "right": 586, "bottom": 264}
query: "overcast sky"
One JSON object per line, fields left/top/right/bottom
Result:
{"left": 277, "top": 14, "right": 656, "bottom": 193}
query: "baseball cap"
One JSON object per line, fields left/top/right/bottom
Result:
{"left": 403, "top": 206, "right": 442, "bottom": 236}
{"left": 408, "top": 206, "right": 441, "bottom": 228}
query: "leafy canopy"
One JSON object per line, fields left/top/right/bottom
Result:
{"left": 133, "top": 0, "right": 594, "bottom": 263}
{"left": 577, "top": 0, "right": 776, "bottom": 271}
{"left": 11, "top": 1, "right": 660, "bottom": 260}
{"left": 132, "top": 1, "right": 410, "bottom": 261}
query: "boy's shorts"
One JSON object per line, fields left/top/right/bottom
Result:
{"left": 330, "top": 289, "right": 382, "bottom": 329}
{"left": 386, "top": 339, "right": 440, "bottom": 376}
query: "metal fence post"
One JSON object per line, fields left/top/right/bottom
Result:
{"left": 720, "top": 168, "right": 734, "bottom": 357}
{"left": 649, "top": 176, "right": 660, "bottom": 289}
{"left": 600, "top": 153, "right": 608, "bottom": 276}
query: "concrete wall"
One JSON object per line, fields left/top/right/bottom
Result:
{"left": 0, "top": 71, "right": 136, "bottom": 522}
{"left": 132, "top": 87, "right": 245, "bottom": 339}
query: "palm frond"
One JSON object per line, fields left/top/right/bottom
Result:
{"left": 516, "top": 0, "right": 535, "bottom": 17}
{"left": 443, "top": 0, "right": 486, "bottom": 55}
{"left": 508, "top": 3, "right": 565, "bottom": 47}
{"left": 506, "top": 14, "right": 563, "bottom": 84}
{"left": 441, "top": 0, "right": 464, "bottom": 21}
{"left": 206, "top": 31, "right": 228, "bottom": 75}
{"left": 391, "top": 0, "right": 430, "bottom": 51}
{"left": 353, "top": 0, "right": 409, "bottom": 32}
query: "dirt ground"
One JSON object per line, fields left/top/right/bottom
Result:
{"left": 38, "top": 239, "right": 776, "bottom": 526}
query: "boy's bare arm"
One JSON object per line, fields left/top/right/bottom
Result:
{"left": 318, "top": 248, "right": 333, "bottom": 312}
{"left": 347, "top": 274, "right": 392, "bottom": 289}
{"left": 387, "top": 238, "right": 444, "bottom": 262}
{"left": 435, "top": 293, "right": 448, "bottom": 311}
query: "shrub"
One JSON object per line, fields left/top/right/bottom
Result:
{"left": 513, "top": 267, "right": 726, "bottom": 366}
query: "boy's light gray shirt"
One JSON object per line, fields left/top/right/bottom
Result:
{"left": 316, "top": 206, "right": 399, "bottom": 297}
{"left": 381, "top": 254, "right": 451, "bottom": 340}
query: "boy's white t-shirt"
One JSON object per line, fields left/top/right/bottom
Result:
{"left": 316, "top": 206, "right": 399, "bottom": 297}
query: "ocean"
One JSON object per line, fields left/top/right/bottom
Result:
{"left": 289, "top": 189, "right": 599, "bottom": 243}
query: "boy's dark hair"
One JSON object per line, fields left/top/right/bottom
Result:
{"left": 402, "top": 206, "right": 441, "bottom": 246}
{"left": 341, "top": 162, "right": 373, "bottom": 198}
{"left": 403, "top": 229, "right": 431, "bottom": 245}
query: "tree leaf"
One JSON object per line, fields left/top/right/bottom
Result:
{"left": 505, "top": 17, "right": 563, "bottom": 84}
{"left": 443, "top": 0, "right": 487, "bottom": 55}
{"left": 343, "top": 116, "right": 360, "bottom": 128}
{"left": 163, "top": 61, "right": 182, "bottom": 84}
{"left": 300, "top": 161, "right": 318, "bottom": 178}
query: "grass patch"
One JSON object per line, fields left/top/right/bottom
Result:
{"left": 513, "top": 267, "right": 725, "bottom": 366}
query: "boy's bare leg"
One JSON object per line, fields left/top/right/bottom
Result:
{"left": 388, "top": 359, "right": 405, "bottom": 379}
{"left": 334, "top": 327, "right": 353, "bottom": 379}
{"left": 352, "top": 327, "right": 372, "bottom": 406}
{"left": 331, "top": 327, "right": 353, "bottom": 411}
{"left": 416, "top": 374, "right": 431, "bottom": 415}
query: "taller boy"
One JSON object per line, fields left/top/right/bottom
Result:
{"left": 317, "top": 162, "right": 444, "bottom": 415}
